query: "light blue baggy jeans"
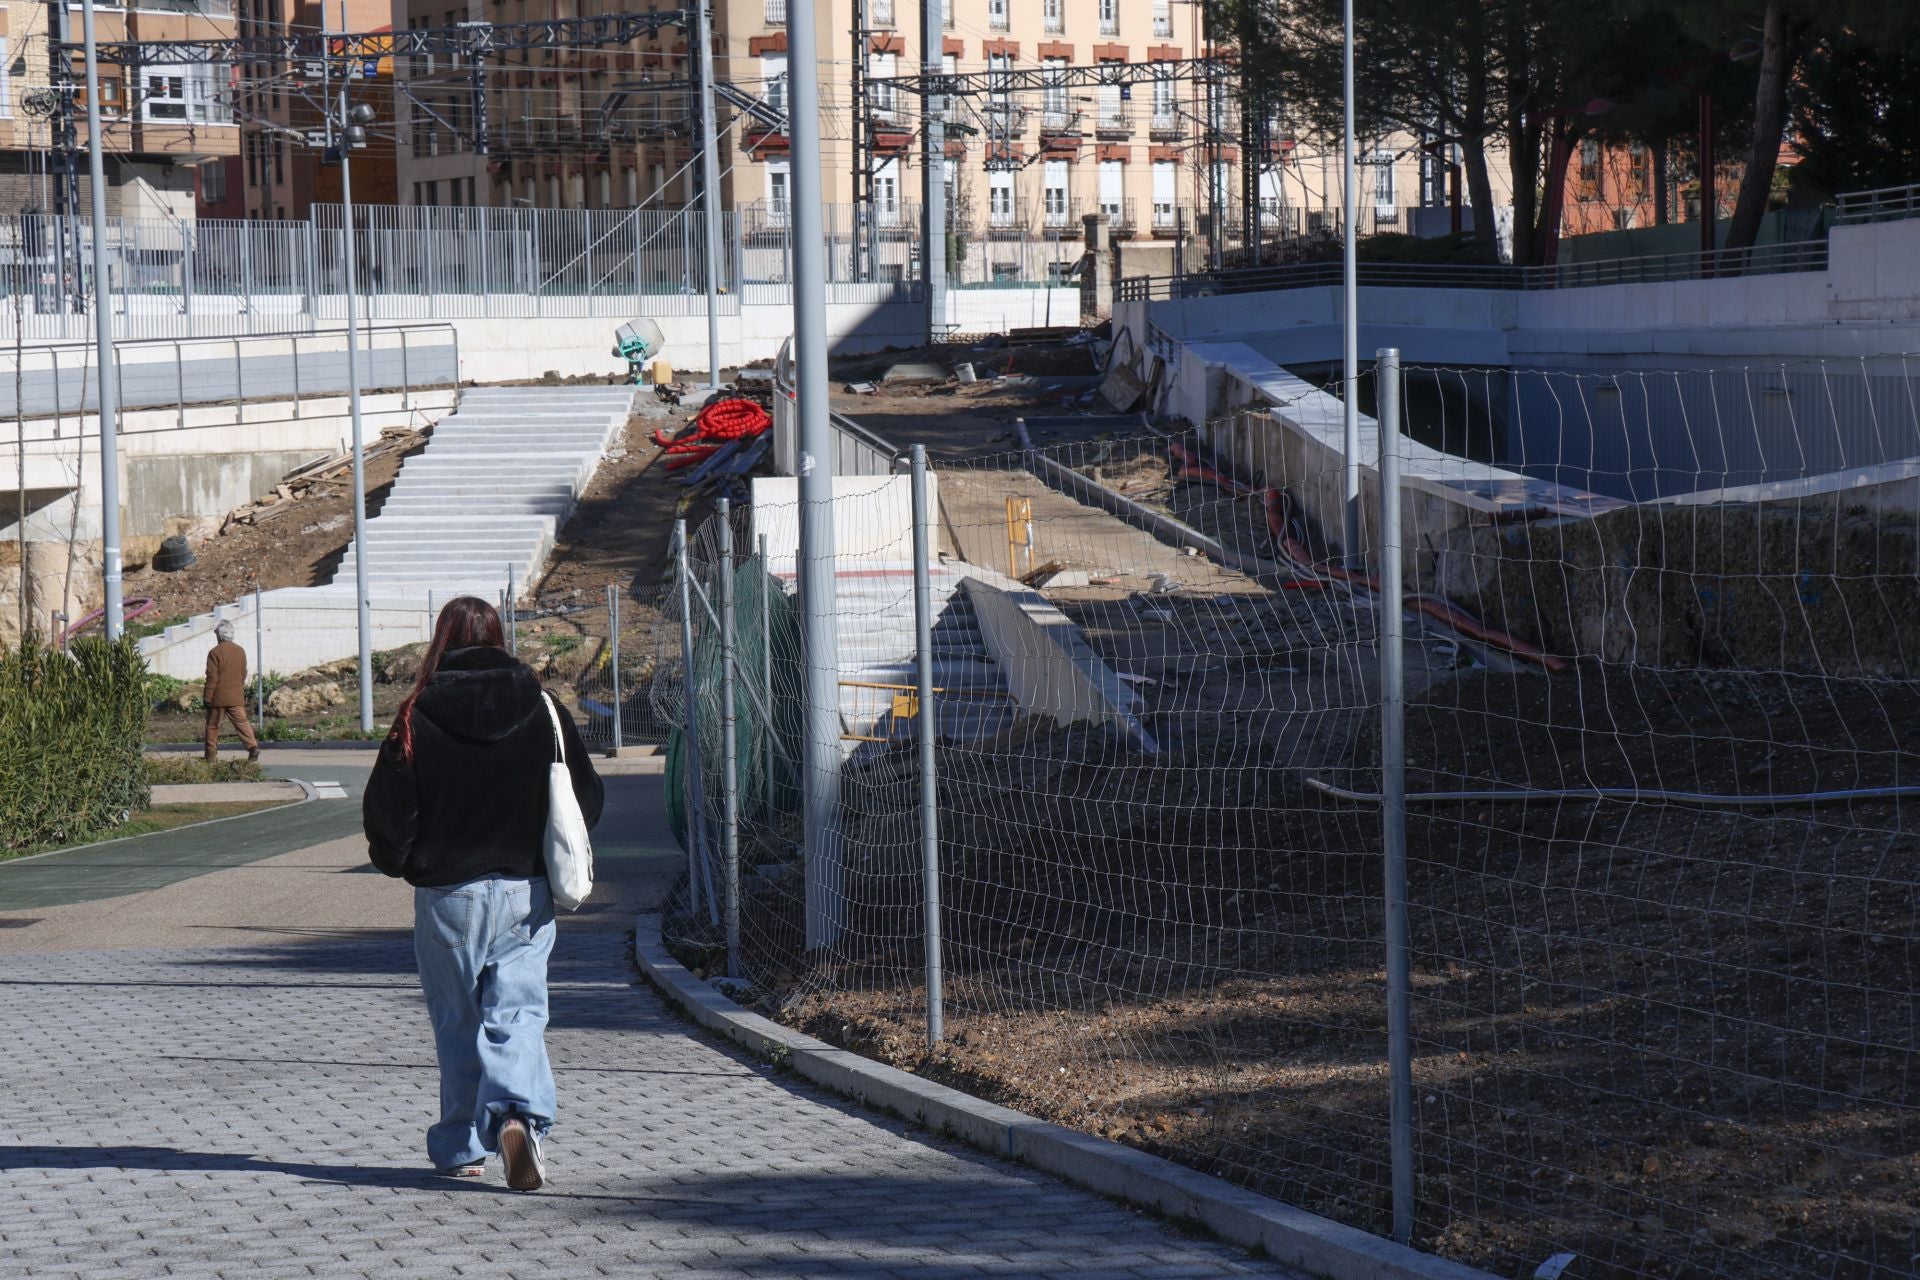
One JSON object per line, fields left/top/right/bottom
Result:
{"left": 413, "top": 874, "right": 557, "bottom": 1170}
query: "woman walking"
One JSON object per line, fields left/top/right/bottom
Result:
{"left": 363, "top": 596, "right": 603, "bottom": 1190}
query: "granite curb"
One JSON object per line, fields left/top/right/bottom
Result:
{"left": 633, "top": 911, "right": 1498, "bottom": 1280}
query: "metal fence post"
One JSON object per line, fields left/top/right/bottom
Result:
{"left": 911, "top": 444, "right": 944, "bottom": 1045}
{"left": 232, "top": 335, "right": 244, "bottom": 423}
{"left": 1376, "top": 346, "right": 1414, "bottom": 1247}
{"left": 254, "top": 577, "right": 265, "bottom": 724}
{"left": 675, "top": 519, "right": 718, "bottom": 925}
{"left": 506, "top": 564, "right": 517, "bottom": 654}
{"left": 399, "top": 327, "right": 411, "bottom": 410}
{"left": 173, "top": 340, "right": 185, "bottom": 429}
{"left": 757, "top": 532, "right": 772, "bottom": 808}
{"left": 717, "top": 496, "right": 742, "bottom": 977}
{"left": 290, "top": 333, "right": 301, "bottom": 416}
{"left": 608, "top": 581, "right": 623, "bottom": 753}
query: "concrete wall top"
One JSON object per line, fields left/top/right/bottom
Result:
{"left": 1142, "top": 215, "right": 1920, "bottom": 369}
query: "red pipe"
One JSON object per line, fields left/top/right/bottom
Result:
{"left": 1174, "top": 441, "right": 1568, "bottom": 672}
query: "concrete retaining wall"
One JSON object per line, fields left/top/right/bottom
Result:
{"left": 961, "top": 574, "right": 1155, "bottom": 752}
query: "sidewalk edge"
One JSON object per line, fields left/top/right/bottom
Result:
{"left": 633, "top": 912, "right": 1495, "bottom": 1280}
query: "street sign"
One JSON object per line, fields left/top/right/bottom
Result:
{"left": 304, "top": 130, "right": 329, "bottom": 147}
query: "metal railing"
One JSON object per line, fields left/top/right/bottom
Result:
{"left": 1834, "top": 182, "right": 1920, "bottom": 225}
{"left": 0, "top": 323, "right": 458, "bottom": 425}
{"left": 1116, "top": 236, "right": 1833, "bottom": 301}
{"left": 763, "top": 0, "right": 785, "bottom": 23}
{"left": 769, "top": 337, "right": 903, "bottom": 479}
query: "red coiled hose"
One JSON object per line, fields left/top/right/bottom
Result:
{"left": 653, "top": 397, "right": 772, "bottom": 454}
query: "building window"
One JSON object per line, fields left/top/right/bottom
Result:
{"left": 871, "top": 0, "right": 894, "bottom": 25}
{"left": 869, "top": 51, "right": 898, "bottom": 121}
{"left": 650, "top": 162, "right": 667, "bottom": 203}
{"left": 199, "top": 159, "right": 226, "bottom": 204}
{"left": 1098, "top": 159, "right": 1124, "bottom": 223}
{"left": 942, "top": 52, "right": 959, "bottom": 120}
{"left": 764, "top": 0, "right": 785, "bottom": 25}
{"left": 143, "top": 65, "right": 232, "bottom": 124}
{"left": 1153, "top": 159, "right": 1177, "bottom": 228}
{"left": 1368, "top": 149, "right": 1395, "bottom": 210}
{"left": 1153, "top": 0, "right": 1172, "bottom": 38}
{"left": 1152, "top": 65, "right": 1177, "bottom": 130}
{"left": 761, "top": 54, "right": 788, "bottom": 118}
{"left": 1043, "top": 159, "right": 1070, "bottom": 228}
{"left": 989, "top": 170, "right": 1014, "bottom": 227}
{"left": 987, "top": 51, "right": 1012, "bottom": 118}
{"left": 1041, "top": 59, "right": 1067, "bottom": 129}
{"left": 1099, "top": 0, "right": 1118, "bottom": 37}
{"left": 1629, "top": 142, "right": 1649, "bottom": 191}
{"left": 1098, "top": 77, "right": 1124, "bottom": 131}
{"left": 873, "top": 158, "right": 900, "bottom": 226}
{"left": 767, "top": 160, "right": 791, "bottom": 224}
{"left": 987, "top": 0, "right": 1008, "bottom": 31}
{"left": 1043, "top": 0, "right": 1063, "bottom": 34}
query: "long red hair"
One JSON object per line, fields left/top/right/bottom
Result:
{"left": 393, "top": 596, "right": 508, "bottom": 761}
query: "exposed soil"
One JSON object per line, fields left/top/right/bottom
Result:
{"left": 125, "top": 434, "right": 425, "bottom": 631}
{"left": 677, "top": 438, "right": 1920, "bottom": 1280}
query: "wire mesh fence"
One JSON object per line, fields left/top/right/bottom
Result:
{"left": 651, "top": 357, "right": 1919, "bottom": 1280}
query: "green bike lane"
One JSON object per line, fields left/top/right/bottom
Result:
{"left": 0, "top": 751, "right": 377, "bottom": 913}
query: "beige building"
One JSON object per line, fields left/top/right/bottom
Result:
{"left": 386, "top": 1, "right": 1497, "bottom": 276}
{"left": 0, "top": 0, "right": 242, "bottom": 219}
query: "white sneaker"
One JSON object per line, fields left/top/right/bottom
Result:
{"left": 499, "top": 1116, "right": 547, "bottom": 1191}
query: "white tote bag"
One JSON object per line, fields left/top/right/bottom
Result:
{"left": 541, "top": 693, "right": 594, "bottom": 910}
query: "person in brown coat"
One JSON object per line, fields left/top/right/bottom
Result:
{"left": 204, "top": 621, "right": 260, "bottom": 762}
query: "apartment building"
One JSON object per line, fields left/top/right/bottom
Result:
{"left": 0, "top": 0, "right": 242, "bottom": 219}
{"left": 231, "top": 0, "right": 396, "bottom": 220}
{"left": 383, "top": 1, "right": 1491, "bottom": 274}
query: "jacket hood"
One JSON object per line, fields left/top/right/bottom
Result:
{"left": 412, "top": 646, "right": 545, "bottom": 745}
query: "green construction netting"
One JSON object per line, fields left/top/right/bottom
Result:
{"left": 665, "top": 551, "right": 803, "bottom": 860}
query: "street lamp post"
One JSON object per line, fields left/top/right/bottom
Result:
{"left": 325, "top": 3, "right": 377, "bottom": 733}
{"left": 1340, "top": 0, "right": 1360, "bottom": 567}
{"left": 78, "top": 0, "right": 124, "bottom": 640}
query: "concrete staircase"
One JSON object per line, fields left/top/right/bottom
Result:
{"left": 138, "top": 384, "right": 636, "bottom": 680}
{"left": 334, "top": 384, "right": 635, "bottom": 598}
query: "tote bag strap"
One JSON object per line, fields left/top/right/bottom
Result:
{"left": 541, "top": 691, "right": 567, "bottom": 766}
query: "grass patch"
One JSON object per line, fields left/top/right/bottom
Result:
{"left": 2, "top": 798, "right": 297, "bottom": 860}
{"left": 142, "top": 756, "right": 266, "bottom": 785}
{"left": 126, "top": 614, "right": 187, "bottom": 643}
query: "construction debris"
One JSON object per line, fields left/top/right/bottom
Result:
{"left": 219, "top": 428, "right": 423, "bottom": 534}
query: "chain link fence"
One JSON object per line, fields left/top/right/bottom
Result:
{"left": 651, "top": 357, "right": 1919, "bottom": 1280}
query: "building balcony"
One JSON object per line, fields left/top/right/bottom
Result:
{"left": 1042, "top": 199, "right": 1081, "bottom": 232}
{"left": 1152, "top": 203, "right": 1180, "bottom": 235}
{"left": 1153, "top": 15, "right": 1173, "bottom": 38}
{"left": 1096, "top": 111, "right": 1131, "bottom": 139}
{"left": 764, "top": 0, "right": 785, "bottom": 24}
{"left": 1149, "top": 113, "right": 1183, "bottom": 140}
{"left": 1099, "top": 199, "right": 1135, "bottom": 238}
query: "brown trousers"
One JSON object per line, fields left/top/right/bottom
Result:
{"left": 204, "top": 703, "right": 259, "bottom": 757}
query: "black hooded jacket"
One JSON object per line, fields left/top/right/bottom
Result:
{"left": 363, "top": 645, "right": 604, "bottom": 887}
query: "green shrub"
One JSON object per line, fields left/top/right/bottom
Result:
{"left": 1, "top": 636, "right": 152, "bottom": 853}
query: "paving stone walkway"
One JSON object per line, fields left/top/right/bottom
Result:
{"left": 0, "top": 926, "right": 1303, "bottom": 1279}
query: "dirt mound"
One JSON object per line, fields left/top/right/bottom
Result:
{"left": 1434, "top": 502, "right": 1920, "bottom": 677}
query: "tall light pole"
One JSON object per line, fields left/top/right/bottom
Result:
{"left": 921, "top": 0, "right": 947, "bottom": 341}
{"left": 328, "top": 3, "right": 376, "bottom": 732}
{"left": 78, "top": 0, "right": 123, "bottom": 640}
{"left": 695, "top": 0, "right": 724, "bottom": 388}
{"left": 788, "top": 0, "right": 843, "bottom": 951}
{"left": 1340, "top": 0, "right": 1361, "bottom": 565}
